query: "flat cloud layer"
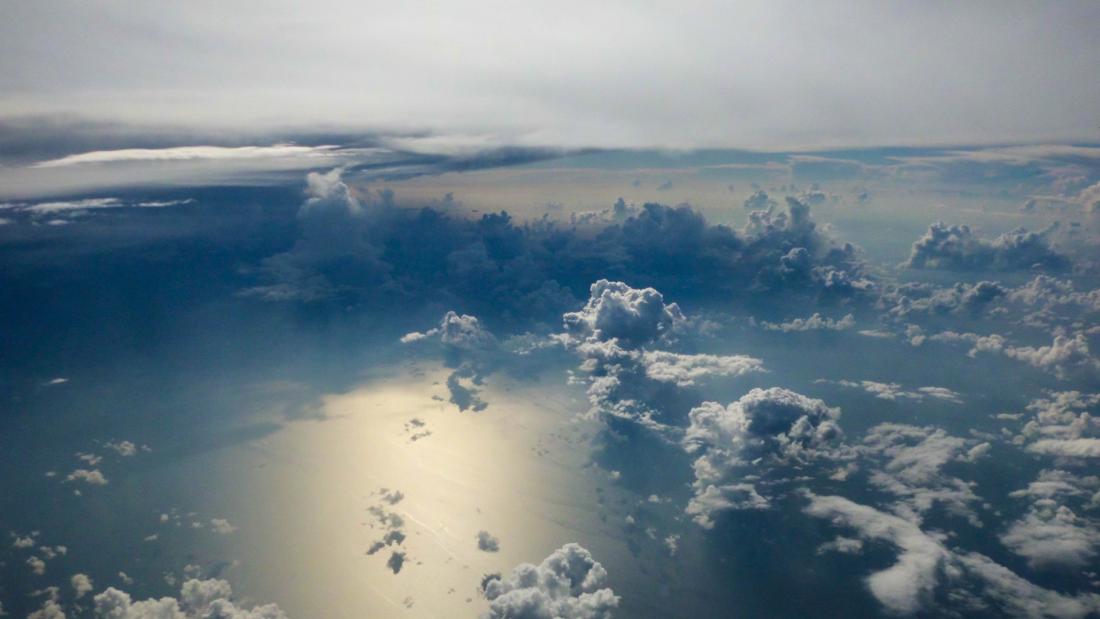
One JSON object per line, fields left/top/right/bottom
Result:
{"left": 2, "top": 2, "right": 1099, "bottom": 149}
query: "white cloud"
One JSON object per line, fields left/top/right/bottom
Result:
{"left": 639, "top": 350, "right": 763, "bottom": 387}
{"left": 1001, "top": 504, "right": 1100, "bottom": 570}
{"left": 683, "top": 388, "right": 844, "bottom": 527}
{"left": 71, "top": 573, "right": 93, "bottom": 599}
{"left": 65, "top": 468, "right": 108, "bottom": 485}
{"left": 33, "top": 144, "right": 341, "bottom": 168}
{"left": 757, "top": 313, "right": 854, "bottom": 332}
{"left": 804, "top": 493, "right": 948, "bottom": 614}
{"left": 93, "top": 578, "right": 287, "bottom": 618}
{"left": 209, "top": 518, "right": 237, "bottom": 535}
{"left": 476, "top": 530, "right": 500, "bottom": 552}
{"left": 482, "top": 543, "right": 619, "bottom": 619}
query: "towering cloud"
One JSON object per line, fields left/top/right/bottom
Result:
{"left": 683, "top": 388, "right": 844, "bottom": 527}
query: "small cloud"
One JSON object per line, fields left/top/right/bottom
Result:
{"left": 476, "top": 530, "right": 500, "bottom": 552}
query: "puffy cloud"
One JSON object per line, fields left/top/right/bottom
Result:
{"left": 1016, "top": 391, "right": 1100, "bottom": 460}
{"left": 905, "top": 222, "right": 1069, "bottom": 272}
{"left": 71, "top": 573, "right": 93, "bottom": 599}
{"left": 402, "top": 311, "right": 498, "bottom": 352}
{"left": 403, "top": 311, "right": 498, "bottom": 412}
{"left": 104, "top": 440, "right": 139, "bottom": 456}
{"left": 930, "top": 330, "right": 1098, "bottom": 380}
{"left": 93, "top": 578, "right": 287, "bottom": 619}
{"left": 560, "top": 281, "right": 763, "bottom": 431}
{"left": 27, "top": 555, "right": 46, "bottom": 575}
{"left": 476, "top": 530, "right": 500, "bottom": 552}
{"left": 563, "top": 280, "right": 686, "bottom": 348}
{"left": 881, "top": 280, "right": 1007, "bottom": 320}
{"left": 65, "top": 468, "right": 108, "bottom": 485}
{"left": 683, "top": 388, "right": 844, "bottom": 527}
{"left": 756, "top": 313, "right": 854, "bottom": 332}
{"left": 742, "top": 190, "right": 774, "bottom": 210}
{"left": 26, "top": 599, "right": 64, "bottom": 619}
{"left": 481, "top": 543, "right": 619, "bottom": 619}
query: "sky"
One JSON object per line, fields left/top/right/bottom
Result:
{"left": 1, "top": 3, "right": 1100, "bottom": 619}
{"left": 3, "top": 1, "right": 1100, "bottom": 150}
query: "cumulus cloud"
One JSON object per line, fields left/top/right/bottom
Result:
{"left": 93, "top": 578, "right": 287, "bottom": 618}
{"left": 559, "top": 281, "right": 765, "bottom": 432}
{"left": 1015, "top": 392, "right": 1100, "bottom": 460}
{"left": 930, "top": 330, "right": 1099, "bottom": 380}
{"left": 245, "top": 172, "right": 869, "bottom": 324}
{"left": 563, "top": 280, "right": 686, "bottom": 348}
{"left": 905, "top": 222, "right": 1069, "bottom": 272}
{"left": 476, "top": 530, "right": 500, "bottom": 552}
{"left": 743, "top": 190, "right": 774, "bottom": 211}
{"left": 402, "top": 311, "right": 498, "bottom": 351}
{"left": 683, "top": 388, "right": 844, "bottom": 527}
{"left": 71, "top": 573, "right": 93, "bottom": 599}
{"left": 481, "top": 543, "right": 619, "bottom": 619}
{"left": 881, "top": 280, "right": 1007, "bottom": 320}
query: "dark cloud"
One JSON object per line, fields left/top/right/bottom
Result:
{"left": 243, "top": 172, "right": 872, "bottom": 330}
{"left": 905, "top": 222, "right": 1070, "bottom": 272}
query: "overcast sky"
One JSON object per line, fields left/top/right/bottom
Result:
{"left": 2, "top": 1, "right": 1099, "bottom": 150}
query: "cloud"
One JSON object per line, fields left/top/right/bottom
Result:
{"left": 743, "top": 190, "right": 774, "bottom": 210}
{"left": 560, "top": 281, "right": 764, "bottom": 431}
{"left": 209, "top": 518, "right": 236, "bottom": 534}
{"left": 71, "top": 573, "right": 93, "bottom": 599}
{"left": 881, "top": 281, "right": 1007, "bottom": 320}
{"left": 804, "top": 493, "right": 948, "bottom": 614}
{"left": 481, "top": 543, "right": 619, "bottom": 619}
{"left": 822, "top": 380, "right": 962, "bottom": 404}
{"left": 757, "top": 312, "right": 854, "bottom": 332}
{"left": 682, "top": 388, "right": 844, "bottom": 527}
{"left": 27, "top": 556, "right": 46, "bottom": 575}
{"left": 402, "top": 311, "right": 498, "bottom": 352}
{"left": 860, "top": 424, "right": 985, "bottom": 525}
{"left": 93, "top": 578, "right": 287, "bottom": 618}
{"left": 905, "top": 222, "right": 1069, "bottom": 272}
{"left": 1016, "top": 392, "right": 1100, "bottom": 460}
{"left": 639, "top": 351, "right": 764, "bottom": 387}
{"left": 33, "top": 144, "right": 342, "bottom": 168}
{"left": 563, "top": 280, "right": 686, "bottom": 348}
{"left": 929, "top": 330, "right": 1099, "bottom": 380}
{"left": 244, "top": 172, "right": 870, "bottom": 324}
{"left": 476, "top": 530, "right": 500, "bottom": 552}
{"left": 65, "top": 468, "right": 108, "bottom": 485}
{"left": 1001, "top": 504, "right": 1100, "bottom": 570}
